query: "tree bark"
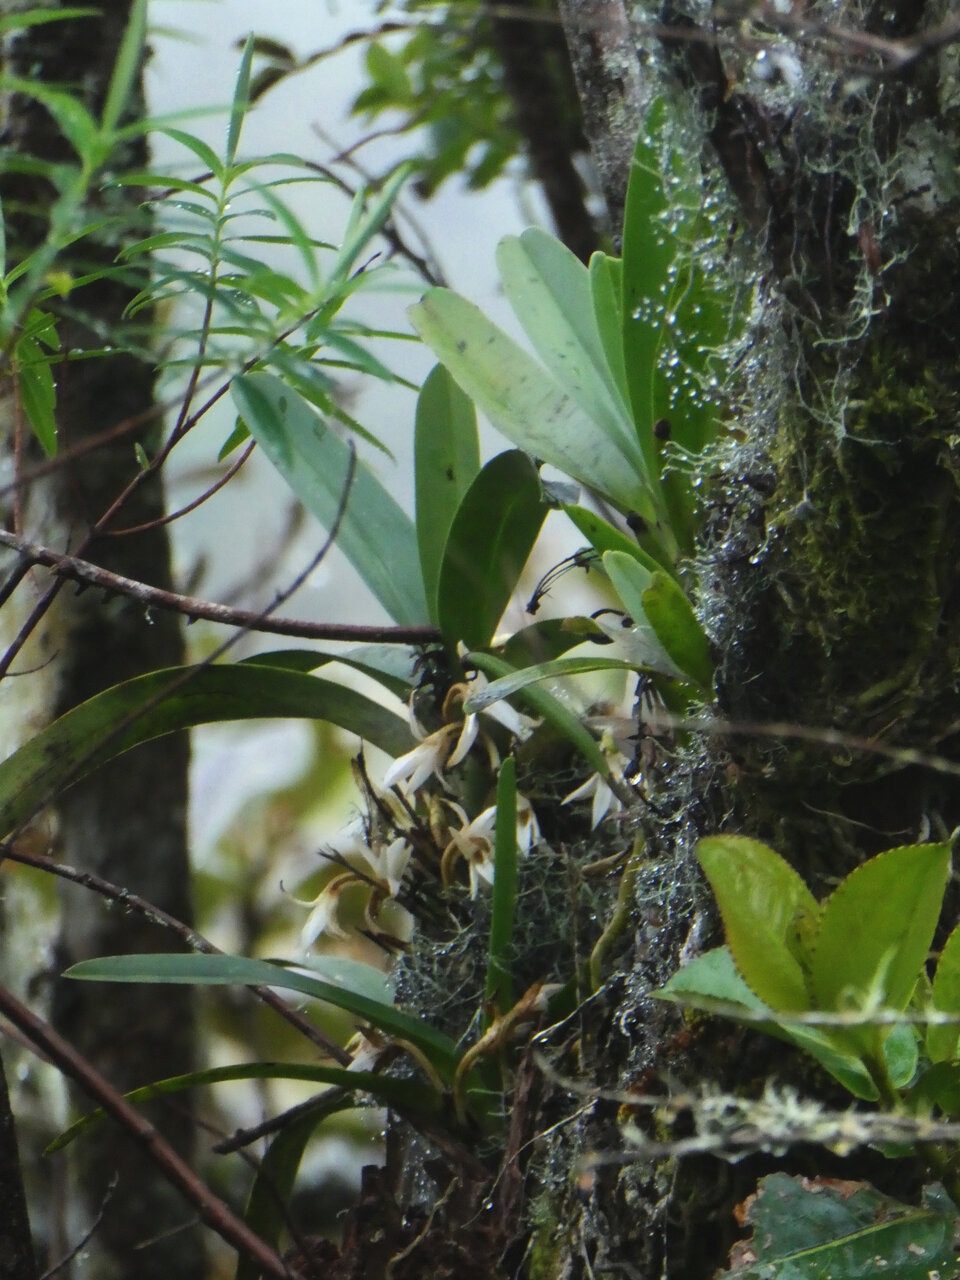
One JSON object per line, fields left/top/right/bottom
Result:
{"left": 0, "top": 5, "right": 200, "bottom": 1276}
{"left": 538, "top": 2, "right": 960, "bottom": 1276}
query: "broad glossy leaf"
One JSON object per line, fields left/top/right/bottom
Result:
{"left": 601, "top": 551, "right": 684, "bottom": 676}
{"left": 721, "top": 1173, "right": 957, "bottom": 1280}
{"left": 409, "top": 288, "right": 659, "bottom": 522}
{"left": 497, "top": 229, "right": 641, "bottom": 466}
{"left": 929, "top": 923, "right": 960, "bottom": 1063}
{"left": 438, "top": 450, "right": 546, "bottom": 649}
{"left": 415, "top": 364, "right": 480, "bottom": 622}
{"left": 658, "top": 947, "right": 876, "bottom": 1098}
{"left": 908, "top": 1060, "right": 960, "bottom": 1116}
{"left": 233, "top": 372, "right": 429, "bottom": 625}
{"left": 66, "top": 952, "right": 460, "bottom": 1076}
{"left": 0, "top": 663, "right": 414, "bottom": 837}
{"left": 810, "top": 844, "right": 950, "bottom": 1032}
{"left": 883, "top": 1020, "right": 919, "bottom": 1089}
{"left": 697, "top": 836, "right": 820, "bottom": 1012}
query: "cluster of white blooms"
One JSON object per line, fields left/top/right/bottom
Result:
{"left": 298, "top": 676, "right": 542, "bottom": 946}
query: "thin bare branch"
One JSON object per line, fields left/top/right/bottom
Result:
{"left": 0, "top": 528, "right": 441, "bottom": 644}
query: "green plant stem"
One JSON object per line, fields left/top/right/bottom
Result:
{"left": 589, "top": 835, "right": 644, "bottom": 990}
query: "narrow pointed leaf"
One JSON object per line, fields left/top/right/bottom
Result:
{"left": 49, "top": 1060, "right": 440, "bottom": 1154}
{"left": 0, "top": 663, "right": 414, "bottom": 837}
{"left": 589, "top": 251, "right": 629, "bottom": 407}
{"left": 65, "top": 952, "right": 460, "bottom": 1076}
{"left": 485, "top": 756, "right": 517, "bottom": 1017}
{"left": 233, "top": 372, "right": 429, "bottom": 625}
{"left": 100, "top": 0, "right": 147, "bottom": 135}
{"left": 463, "top": 655, "right": 637, "bottom": 713}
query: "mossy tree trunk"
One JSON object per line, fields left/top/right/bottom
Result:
{"left": 0, "top": 5, "right": 200, "bottom": 1277}
{"left": 537, "top": 2, "right": 960, "bottom": 1276}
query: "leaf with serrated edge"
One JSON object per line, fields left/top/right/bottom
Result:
{"left": 930, "top": 922, "right": 960, "bottom": 1063}
{"left": 810, "top": 843, "right": 950, "bottom": 1044}
{"left": 658, "top": 946, "right": 877, "bottom": 1099}
{"left": 698, "top": 836, "right": 820, "bottom": 1012}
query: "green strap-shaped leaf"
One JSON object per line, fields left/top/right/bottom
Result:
{"left": 697, "top": 835, "right": 820, "bottom": 1013}
{"left": 496, "top": 229, "right": 642, "bottom": 468}
{"left": 470, "top": 651, "right": 608, "bottom": 778}
{"left": 810, "top": 843, "right": 951, "bottom": 1048}
{"left": 414, "top": 364, "right": 480, "bottom": 623}
{"left": 463, "top": 655, "right": 637, "bottom": 714}
{"left": 0, "top": 663, "right": 414, "bottom": 837}
{"left": 66, "top": 952, "right": 460, "bottom": 1077}
{"left": 409, "top": 288, "right": 660, "bottom": 525}
{"left": 589, "top": 252, "right": 630, "bottom": 409}
{"left": 233, "top": 371, "right": 429, "bottom": 625}
{"left": 50, "top": 1060, "right": 437, "bottom": 1154}
{"left": 641, "top": 571, "right": 713, "bottom": 690}
{"left": 564, "top": 503, "right": 675, "bottom": 580}
{"left": 438, "top": 450, "right": 547, "bottom": 649}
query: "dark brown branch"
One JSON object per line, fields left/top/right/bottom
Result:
{"left": 0, "top": 529, "right": 442, "bottom": 645}
{"left": 0, "top": 984, "right": 298, "bottom": 1280}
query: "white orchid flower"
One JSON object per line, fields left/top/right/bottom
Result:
{"left": 382, "top": 713, "right": 478, "bottom": 793}
{"left": 296, "top": 835, "right": 414, "bottom": 946}
{"left": 441, "top": 793, "right": 539, "bottom": 897}
{"left": 562, "top": 720, "right": 634, "bottom": 829}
